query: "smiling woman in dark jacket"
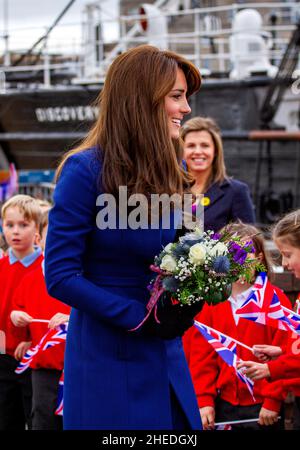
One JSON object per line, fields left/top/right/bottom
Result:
{"left": 181, "top": 117, "right": 255, "bottom": 231}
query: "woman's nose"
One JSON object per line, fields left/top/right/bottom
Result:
{"left": 181, "top": 98, "right": 191, "bottom": 115}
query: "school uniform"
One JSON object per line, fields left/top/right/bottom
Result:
{"left": 0, "top": 247, "right": 43, "bottom": 430}
{"left": 261, "top": 331, "right": 300, "bottom": 430}
{"left": 268, "top": 346, "right": 300, "bottom": 381}
{"left": 183, "top": 282, "right": 291, "bottom": 430}
{"left": 12, "top": 263, "right": 70, "bottom": 430}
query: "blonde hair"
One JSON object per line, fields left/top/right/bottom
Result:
{"left": 180, "top": 116, "right": 227, "bottom": 187}
{"left": 36, "top": 199, "right": 52, "bottom": 211}
{"left": 56, "top": 45, "right": 201, "bottom": 198}
{"left": 38, "top": 209, "right": 49, "bottom": 236}
{"left": 272, "top": 209, "right": 300, "bottom": 249}
{"left": 1, "top": 194, "right": 42, "bottom": 228}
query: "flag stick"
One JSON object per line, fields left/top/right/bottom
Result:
{"left": 31, "top": 319, "right": 50, "bottom": 323}
{"left": 215, "top": 416, "right": 281, "bottom": 426}
{"left": 282, "top": 305, "right": 300, "bottom": 319}
{"left": 194, "top": 320, "right": 254, "bottom": 352}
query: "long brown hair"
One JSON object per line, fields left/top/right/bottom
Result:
{"left": 56, "top": 45, "right": 201, "bottom": 197}
{"left": 180, "top": 116, "right": 227, "bottom": 190}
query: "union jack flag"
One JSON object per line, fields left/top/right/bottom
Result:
{"left": 215, "top": 424, "right": 232, "bottom": 430}
{"left": 235, "top": 272, "right": 300, "bottom": 335}
{"left": 15, "top": 323, "right": 68, "bottom": 374}
{"left": 281, "top": 308, "right": 300, "bottom": 333}
{"left": 193, "top": 321, "right": 255, "bottom": 400}
{"left": 15, "top": 345, "right": 41, "bottom": 374}
{"left": 55, "top": 371, "right": 64, "bottom": 416}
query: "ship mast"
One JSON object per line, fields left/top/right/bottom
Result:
{"left": 2, "top": 0, "right": 10, "bottom": 66}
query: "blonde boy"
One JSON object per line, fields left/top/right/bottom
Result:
{"left": 0, "top": 195, "right": 43, "bottom": 430}
{"left": 10, "top": 209, "right": 70, "bottom": 430}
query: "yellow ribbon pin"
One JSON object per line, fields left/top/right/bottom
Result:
{"left": 200, "top": 196, "right": 210, "bottom": 207}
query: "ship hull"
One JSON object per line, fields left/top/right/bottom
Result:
{"left": 0, "top": 76, "right": 299, "bottom": 223}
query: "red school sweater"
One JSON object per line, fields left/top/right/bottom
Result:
{"left": 268, "top": 352, "right": 300, "bottom": 382}
{"left": 0, "top": 253, "right": 44, "bottom": 357}
{"left": 183, "top": 284, "right": 291, "bottom": 413}
{"left": 11, "top": 265, "right": 71, "bottom": 370}
{"left": 258, "top": 331, "right": 300, "bottom": 401}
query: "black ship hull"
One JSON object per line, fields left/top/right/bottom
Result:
{"left": 0, "top": 76, "right": 299, "bottom": 224}
{"left": 0, "top": 77, "right": 269, "bottom": 169}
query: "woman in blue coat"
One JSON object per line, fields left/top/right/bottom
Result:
{"left": 181, "top": 117, "right": 255, "bottom": 231}
{"left": 45, "top": 45, "right": 203, "bottom": 430}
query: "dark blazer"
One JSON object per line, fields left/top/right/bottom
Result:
{"left": 202, "top": 179, "right": 256, "bottom": 232}
{"left": 45, "top": 148, "right": 202, "bottom": 430}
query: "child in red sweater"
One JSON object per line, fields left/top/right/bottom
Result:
{"left": 237, "top": 210, "right": 300, "bottom": 425}
{"left": 10, "top": 209, "right": 70, "bottom": 430}
{"left": 0, "top": 194, "right": 43, "bottom": 430}
{"left": 183, "top": 222, "right": 291, "bottom": 430}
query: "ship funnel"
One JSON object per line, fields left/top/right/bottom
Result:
{"left": 139, "top": 4, "right": 168, "bottom": 50}
{"left": 229, "top": 8, "right": 277, "bottom": 79}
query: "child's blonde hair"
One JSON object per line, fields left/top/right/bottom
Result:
{"left": 36, "top": 199, "right": 52, "bottom": 211}
{"left": 220, "top": 221, "right": 272, "bottom": 274}
{"left": 1, "top": 194, "right": 42, "bottom": 228}
{"left": 0, "top": 233, "right": 8, "bottom": 252}
{"left": 39, "top": 209, "right": 49, "bottom": 236}
{"left": 272, "top": 209, "right": 300, "bottom": 248}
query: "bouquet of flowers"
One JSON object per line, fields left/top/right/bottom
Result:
{"left": 149, "top": 227, "right": 265, "bottom": 310}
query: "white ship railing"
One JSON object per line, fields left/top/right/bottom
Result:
{"left": 0, "top": 1, "right": 299, "bottom": 86}
{"left": 80, "top": 1, "right": 300, "bottom": 81}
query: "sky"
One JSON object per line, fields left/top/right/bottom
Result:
{"left": 0, "top": 0, "right": 119, "bottom": 56}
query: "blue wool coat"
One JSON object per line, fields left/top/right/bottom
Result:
{"left": 45, "top": 148, "right": 202, "bottom": 430}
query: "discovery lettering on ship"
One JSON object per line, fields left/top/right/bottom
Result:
{"left": 35, "top": 106, "right": 99, "bottom": 123}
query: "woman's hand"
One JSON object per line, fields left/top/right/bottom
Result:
{"left": 48, "top": 313, "right": 70, "bottom": 329}
{"left": 258, "top": 407, "right": 279, "bottom": 426}
{"left": 14, "top": 341, "right": 32, "bottom": 361}
{"left": 199, "top": 406, "right": 215, "bottom": 430}
{"left": 10, "top": 310, "right": 33, "bottom": 327}
{"left": 237, "top": 360, "right": 270, "bottom": 380}
{"left": 252, "top": 345, "right": 282, "bottom": 361}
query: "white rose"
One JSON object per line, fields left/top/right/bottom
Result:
{"left": 164, "top": 243, "right": 173, "bottom": 254}
{"left": 209, "top": 242, "right": 228, "bottom": 258}
{"left": 189, "top": 243, "right": 206, "bottom": 265}
{"left": 160, "top": 255, "right": 177, "bottom": 273}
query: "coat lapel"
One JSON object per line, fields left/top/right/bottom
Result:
{"left": 204, "top": 181, "right": 228, "bottom": 211}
